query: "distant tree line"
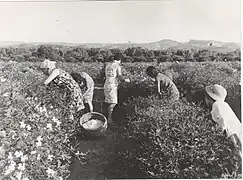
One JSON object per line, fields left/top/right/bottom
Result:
{"left": 0, "top": 45, "right": 240, "bottom": 63}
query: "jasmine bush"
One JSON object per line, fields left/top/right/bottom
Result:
{"left": 0, "top": 62, "right": 85, "bottom": 180}
{"left": 111, "top": 61, "right": 241, "bottom": 178}
{"left": 0, "top": 60, "right": 241, "bottom": 179}
{"left": 114, "top": 96, "right": 241, "bottom": 178}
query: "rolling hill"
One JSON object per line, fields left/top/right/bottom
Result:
{"left": 0, "top": 39, "right": 240, "bottom": 52}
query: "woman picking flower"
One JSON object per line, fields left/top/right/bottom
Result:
{"left": 71, "top": 72, "right": 94, "bottom": 113}
{"left": 146, "top": 66, "right": 179, "bottom": 102}
{"left": 205, "top": 84, "right": 242, "bottom": 157}
{"left": 40, "top": 59, "right": 85, "bottom": 117}
{"left": 104, "top": 53, "right": 130, "bottom": 125}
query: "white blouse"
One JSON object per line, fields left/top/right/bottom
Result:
{"left": 211, "top": 100, "right": 242, "bottom": 144}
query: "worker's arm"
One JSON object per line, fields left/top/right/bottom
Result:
{"left": 101, "top": 63, "right": 106, "bottom": 82}
{"left": 44, "top": 69, "right": 60, "bottom": 85}
{"left": 157, "top": 81, "right": 161, "bottom": 94}
{"left": 117, "top": 66, "right": 130, "bottom": 82}
{"left": 211, "top": 103, "right": 226, "bottom": 135}
{"left": 83, "top": 78, "right": 94, "bottom": 97}
{"left": 156, "top": 76, "right": 161, "bottom": 94}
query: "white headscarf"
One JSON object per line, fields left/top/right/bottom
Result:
{"left": 40, "top": 59, "right": 56, "bottom": 70}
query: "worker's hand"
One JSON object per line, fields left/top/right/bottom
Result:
{"left": 42, "top": 81, "right": 51, "bottom": 91}
{"left": 43, "top": 82, "right": 48, "bottom": 88}
{"left": 125, "top": 79, "right": 130, "bottom": 83}
{"left": 151, "top": 78, "right": 156, "bottom": 82}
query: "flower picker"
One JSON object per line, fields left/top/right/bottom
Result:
{"left": 205, "top": 84, "right": 242, "bottom": 158}
{"left": 103, "top": 53, "right": 130, "bottom": 127}
{"left": 71, "top": 72, "right": 95, "bottom": 113}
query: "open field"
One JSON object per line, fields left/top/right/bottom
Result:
{"left": 0, "top": 60, "right": 241, "bottom": 179}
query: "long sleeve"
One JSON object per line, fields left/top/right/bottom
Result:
{"left": 44, "top": 69, "right": 60, "bottom": 85}
{"left": 83, "top": 76, "right": 94, "bottom": 97}
{"left": 211, "top": 102, "right": 226, "bottom": 133}
{"left": 79, "top": 73, "right": 94, "bottom": 98}
{"left": 211, "top": 101, "right": 242, "bottom": 141}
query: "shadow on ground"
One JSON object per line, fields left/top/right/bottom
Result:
{"left": 69, "top": 88, "right": 147, "bottom": 179}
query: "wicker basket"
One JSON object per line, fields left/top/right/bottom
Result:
{"left": 79, "top": 112, "right": 107, "bottom": 136}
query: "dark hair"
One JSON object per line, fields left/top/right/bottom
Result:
{"left": 108, "top": 55, "right": 115, "bottom": 62}
{"left": 204, "top": 90, "right": 215, "bottom": 102}
{"left": 71, "top": 72, "right": 85, "bottom": 85}
{"left": 146, "top": 66, "right": 159, "bottom": 78}
{"left": 113, "top": 52, "right": 123, "bottom": 61}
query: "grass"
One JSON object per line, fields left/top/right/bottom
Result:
{"left": 0, "top": 60, "right": 241, "bottom": 179}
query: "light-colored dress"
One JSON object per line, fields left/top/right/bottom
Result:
{"left": 156, "top": 73, "right": 180, "bottom": 101}
{"left": 211, "top": 100, "right": 242, "bottom": 144}
{"left": 104, "top": 61, "right": 121, "bottom": 104}
{"left": 80, "top": 72, "right": 94, "bottom": 104}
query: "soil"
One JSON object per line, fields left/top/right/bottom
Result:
{"left": 68, "top": 88, "right": 146, "bottom": 180}
{"left": 68, "top": 129, "right": 118, "bottom": 180}
{"left": 68, "top": 124, "right": 147, "bottom": 180}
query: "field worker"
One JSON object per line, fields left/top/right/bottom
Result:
{"left": 104, "top": 52, "right": 130, "bottom": 125}
{"left": 40, "top": 59, "right": 85, "bottom": 116}
{"left": 71, "top": 72, "right": 94, "bottom": 113}
{"left": 146, "top": 66, "right": 180, "bottom": 102}
{"left": 205, "top": 84, "right": 242, "bottom": 156}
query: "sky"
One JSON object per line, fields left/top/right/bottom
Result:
{"left": 0, "top": 0, "right": 241, "bottom": 43}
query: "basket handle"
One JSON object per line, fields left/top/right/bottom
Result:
{"left": 103, "top": 119, "right": 108, "bottom": 129}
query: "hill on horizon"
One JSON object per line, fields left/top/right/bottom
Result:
{"left": 0, "top": 39, "right": 240, "bottom": 52}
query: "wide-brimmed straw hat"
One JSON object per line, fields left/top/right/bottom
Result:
{"left": 205, "top": 84, "right": 227, "bottom": 101}
{"left": 40, "top": 59, "right": 56, "bottom": 69}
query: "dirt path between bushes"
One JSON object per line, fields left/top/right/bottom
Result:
{"left": 69, "top": 88, "right": 122, "bottom": 180}
{"left": 68, "top": 87, "right": 148, "bottom": 180}
{"left": 69, "top": 129, "right": 118, "bottom": 180}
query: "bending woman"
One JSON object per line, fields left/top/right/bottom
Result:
{"left": 71, "top": 72, "right": 94, "bottom": 113}
{"left": 146, "top": 66, "right": 180, "bottom": 102}
{"left": 40, "top": 59, "right": 85, "bottom": 116}
{"left": 205, "top": 84, "right": 242, "bottom": 157}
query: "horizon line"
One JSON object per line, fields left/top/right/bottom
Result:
{"left": 0, "top": 38, "right": 240, "bottom": 45}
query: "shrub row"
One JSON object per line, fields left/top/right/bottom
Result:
{"left": 0, "top": 60, "right": 241, "bottom": 179}
{"left": 0, "top": 45, "right": 240, "bottom": 63}
{"left": 0, "top": 62, "right": 85, "bottom": 180}
{"left": 109, "top": 61, "right": 241, "bottom": 178}
{"left": 112, "top": 96, "right": 242, "bottom": 178}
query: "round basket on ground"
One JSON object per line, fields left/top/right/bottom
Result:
{"left": 80, "top": 112, "right": 107, "bottom": 137}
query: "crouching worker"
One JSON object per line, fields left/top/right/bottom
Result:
{"left": 104, "top": 53, "right": 130, "bottom": 125}
{"left": 40, "top": 59, "right": 85, "bottom": 118}
{"left": 71, "top": 72, "right": 94, "bottom": 113}
{"left": 146, "top": 66, "right": 180, "bottom": 102}
{"left": 205, "top": 84, "right": 242, "bottom": 157}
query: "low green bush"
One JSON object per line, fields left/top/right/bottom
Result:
{"left": 114, "top": 95, "right": 241, "bottom": 178}
{"left": 0, "top": 62, "right": 84, "bottom": 180}
{"left": 111, "top": 61, "right": 241, "bottom": 179}
{"left": 0, "top": 60, "right": 240, "bottom": 179}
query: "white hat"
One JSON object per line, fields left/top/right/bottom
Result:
{"left": 40, "top": 59, "right": 56, "bottom": 69}
{"left": 205, "top": 84, "right": 227, "bottom": 101}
